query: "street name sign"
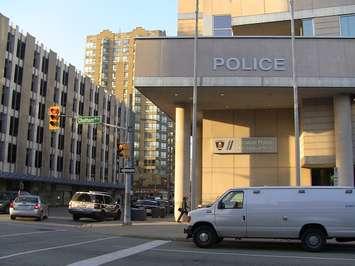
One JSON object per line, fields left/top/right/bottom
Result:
{"left": 77, "top": 116, "right": 102, "bottom": 124}
{"left": 120, "top": 168, "right": 135, "bottom": 174}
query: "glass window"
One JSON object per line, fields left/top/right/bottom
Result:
{"left": 219, "top": 191, "right": 244, "bottom": 209}
{"left": 302, "top": 18, "right": 314, "bottom": 36}
{"left": 214, "top": 15, "right": 231, "bottom": 29}
{"left": 341, "top": 14, "right": 355, "bottom": 37}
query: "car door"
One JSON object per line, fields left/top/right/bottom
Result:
{"left": 214, "top": 190, "right": 247, "bottom": 238}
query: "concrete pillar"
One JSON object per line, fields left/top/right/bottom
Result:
{"left": 174, "top": 107, "right": 187, "bottom": 220}
{"left": 334, "top": 95, "right": 354, "bottom": 186}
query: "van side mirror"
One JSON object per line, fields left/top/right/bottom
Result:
{"left": 218, "top": 201, "right": 225, "bottom": 209}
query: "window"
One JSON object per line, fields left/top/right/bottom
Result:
{"left": 40, "top": 79, "right": 47, "bottom": 97}
{"left": 213, "top": 15, "right": 232, "bottom": 37}
{"left": 6, "top": 33, "right": 14, "bottom": 53}
{"left": 74, "top": 193, "right": 91, "bottom": 202}
{"left": 16, "top": 40, "right": 26, "bottom": 60}
{"left": 78, "top": 102, "right": 84, "bottom": 115}
{"left": 29, "top": 99, "right": 36, "bottom": 117}
{"left": 302, "top": 18, "right": 314, "bottom": 36}
{"left": 58, "top": 134, "right": 64, "bottom": 150}
{"left": 11, "top": 91, "right": 21, "bottom": 111}
{"left": 0, "top": 113, "right": 7, "bottom": 133}
{"left": 35, "top": 150, "right": 42, "bottom": 168}
{"left": 92, "top": 146, "right": 96, "bottom": 158}
{"left": 36, "top": 126, "right": 43, "bottom": 144}
{"left": 61, "top": 92, "right": 67, "bottom": 107}
{"left": 14, "top": 65, "right": 23, "bottom": 85}
{"left": 219, "top": 191, "right": 244, "bottom": 209}
{"left": 341, "top": 14, "right": 355, "bottom": 37}
{"left": 38, "top": 103, "right": 45, "bottom": 120}
{"left": 9, "top": 116, "right": 19, "bottom": 137}
{"left": 76, "top": 141, "right": 81, "bottom": 155}
{"left": 7, "top": 143, "right": 17, "bottom": 163}
{"left": 31, "top": 74, "right": 38, "bottom": 92}
{"left": 0, "top": 141, "right": 5, "bottom": 162}
{"left": 75, "top": 161, "right": 80, "bottom": 175}
{"left": 50, "top": 154, "right": 54, "bottom": 170}
{"left": 1, "top": 86, "right": 10, "bottom": 106}
{"left": 41, "top": 57, "right": 49, "bottom": 74}
{"left": 57, "top": 156, "right": 63, "bottom": 171}
{"left": 62, "top": 70, "right": 68, "bottom": 86}
{"left": 50, "top": 132, "right": 56, "bottom": 148}
{"left": 33, "top": 51, "right": 40, "bottom": 69}
{"left": 3, "top": 59, "right": 12, "bottom": 80}
{"left": 60, "top": 116, "right": 65, "bottom": 128}
{"left": 27, "top": 123, "right": 34, "bottom": 141}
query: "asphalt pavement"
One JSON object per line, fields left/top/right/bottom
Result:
{"left": 0, "top": 209, "right": 355, "bottom": 266}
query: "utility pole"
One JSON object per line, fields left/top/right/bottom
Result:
{"left": 191, "top": 0, "right": 199, "bottom": 210}
{"left": 123, "top": 96, "right": 132, "bottom": 225}
{"left": 289, "top": 0, "right": 301, "bottom": 186}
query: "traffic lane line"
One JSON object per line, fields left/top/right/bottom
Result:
{"left": 0, "top": 229, "right": 67, "bottom": 238}
{"left": 151, "top": 248, "right": 355, "bottom": 262}
{"left": 67, "top": 240, "right": 170, "bottom": 266}
{"left": 0, "top": 236, "right": 118, "bottom": 260}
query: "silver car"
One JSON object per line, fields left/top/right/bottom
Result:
{"left": 10, "top": 195, "right": 49, "bottom": 221}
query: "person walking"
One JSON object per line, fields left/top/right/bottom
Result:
{"left": 177, "top": 196, "right": 188, "bottom": 223}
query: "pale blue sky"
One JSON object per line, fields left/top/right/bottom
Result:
{"left": 0, "top": 0, "right": 177, "bottom": 70}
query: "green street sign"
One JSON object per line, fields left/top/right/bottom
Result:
{"left": 77, "top": 116, "right": 102, "bottom": 125}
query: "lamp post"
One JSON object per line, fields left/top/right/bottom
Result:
{"left": 191, "top": 0, "right": 199, "bottom": 210}
{"left": 289, "top": 0, "right": 301, "bottom": 186}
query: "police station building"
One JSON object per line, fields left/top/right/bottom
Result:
{"left": 135, "top": 0, "right": 355, "bottom": 215}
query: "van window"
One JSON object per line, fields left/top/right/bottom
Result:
{"left": 93, "top": 195, "right": 105, "bottom": 204}
{"left": 220, "top": 191, "right": 244, "bottom": 209}
{"left": 104, "top": 196, "right": 113, "bottom": 205}
{"left": 72, "top": 193, "right": 91, "bottom": 202}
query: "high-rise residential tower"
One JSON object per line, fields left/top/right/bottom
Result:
{"left": 84, "top": 28, "right": 175, "bottom": 198}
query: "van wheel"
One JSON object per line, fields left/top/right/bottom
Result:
{"left": 113, "top": 211, "right": 121, "bottom": 221}
{"left": 73, "top": 215, "right": 80, "bottom": 221}
{"left": 216, "top": 237, "right": 224, "bottom": 244}
{"left": 193, "top": 226, "right": 217, "bottom": 248}
{"left": 301, "top": 228, "right": 326, "bottom": 252}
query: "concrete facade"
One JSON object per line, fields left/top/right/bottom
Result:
{"left": 0, "top": 14, "right": 125, "bottom": 204}
{"left": 134, "top": 36, "right": 355, "bottom": 212}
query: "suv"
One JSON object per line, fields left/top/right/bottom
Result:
{"left": 68, "top": 191, "right": 121, "bottom": 221}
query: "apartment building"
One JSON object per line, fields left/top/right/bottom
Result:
{"left": 135, "top": 0, "right": 355, "bottom": 218}
{"left": 0, "top": 14, "right": 125, "bottom": 205}
{"left": 84, "top": 28, "right": 175, "bottom": 198}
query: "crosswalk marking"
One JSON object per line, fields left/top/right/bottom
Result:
{"left": 67, "top": 240, "right": 170, "bottom": 266}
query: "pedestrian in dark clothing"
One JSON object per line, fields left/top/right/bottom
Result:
{"left": 177, "top": 196, "right": 188, "bottom": 223}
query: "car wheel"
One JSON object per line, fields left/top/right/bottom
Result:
{"left": 10, "top": 215, "right": 16, "bottom": 220}
{"left": 73, "top": 215, "right": 80, "bottom": 221}
{"left": 301, "top": 228, "right": 326, "bottom": 252}
{"left": 193, "top": 225, "right": 217, "bottom": 248}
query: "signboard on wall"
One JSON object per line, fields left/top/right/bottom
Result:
{"left": 213, "top": 137, "right": 277, "bottom": 154}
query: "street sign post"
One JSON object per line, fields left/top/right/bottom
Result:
{"left": 120, "top": 168, "right": 135, "bottom": 174}
{"left": 77, "top": 116, "right": 102, "bottom": 124}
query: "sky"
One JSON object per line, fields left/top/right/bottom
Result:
{"left": 0, "top": 0, "right": 177, "bottom": 71}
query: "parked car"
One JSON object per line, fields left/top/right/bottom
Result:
{"left": 185, "top": 187, "right": 355, "bottom": 252}
{"left": 0, "top": 191, "right": 31, "bottom": 214}
{"left": 134, "top": 199, "right": 159, "bottom": 215}
{"left": 68, "top": 191, "right": 121, "bottom": 221}
{"left": 10, "top": 195, "right": 48, "bottom": 221}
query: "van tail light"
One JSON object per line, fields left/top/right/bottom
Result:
{"left": 69, "top": 201, "right": 72, "bottom": 208}
{"left": 94, "top": 204, "right": 101, "bottom": 209}
{"left": 9, "top": 202, "right": 14, "bottom": 209}
{"left": 34, "top": 203, "right": 40, "bottom": 209}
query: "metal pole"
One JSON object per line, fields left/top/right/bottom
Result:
{"left": 289, "top": 0, "right": 301, "bottom": 186}
{"left": 191, "top": 0, "right": 199, "bottom": 210}
{"left": 123, "top": 97, "right": 132, "bottom": 225}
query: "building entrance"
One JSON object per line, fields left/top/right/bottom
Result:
{"left": 311, "top": 168, "right": 334, "bottom": 186}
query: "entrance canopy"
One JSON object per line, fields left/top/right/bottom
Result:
{"left": 135, "top": 37, "right": 355, "bottom": 117}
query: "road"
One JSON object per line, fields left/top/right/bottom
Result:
{"left": 0, "top": 212, "right": 355, "bottom": 266}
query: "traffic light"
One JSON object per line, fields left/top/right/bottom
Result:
{"left": 117, "top": 144, "right": 125, "bottom": 157}
{"left": 117, "top": 143, "right": 129, "bottom": 158}
{"left": 48, "top": 105, "right": 60, "bottom": 131}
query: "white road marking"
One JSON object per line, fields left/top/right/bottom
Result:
{"left": 67, "top": 240, "right": 170, "bottom": 266}
{"left": 0, "top": 229, "right": 67, "bottom": 238}
{"left": 0, "top": 236, "right": 118, "bottom": 260}
{"left": 153, "top": 248, "right": 355, "bottom": 262}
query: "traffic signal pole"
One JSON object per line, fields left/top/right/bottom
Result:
{"left": 123, "top": 96, "right": 132, "bottom": 225}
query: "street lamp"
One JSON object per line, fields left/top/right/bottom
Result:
{"left": 191, "top": 0, "right": 199, "bottom": 210}
{"left": 289, "top": 0, "right": 301, "bottom": 186}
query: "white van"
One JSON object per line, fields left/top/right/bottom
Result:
{"left": 184, "top": 187, "right": 355, "bottom": 251}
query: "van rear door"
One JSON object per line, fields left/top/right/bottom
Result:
{"left": 214, "top": 190, "right": 247, "bottom": 238}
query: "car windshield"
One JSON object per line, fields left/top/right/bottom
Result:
{"left": 15, "top": 196, "right": 38, "bottom": 204}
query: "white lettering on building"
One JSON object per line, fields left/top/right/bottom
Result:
{"left": 213, "top": 57, "right": 286, "bottom": 72}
